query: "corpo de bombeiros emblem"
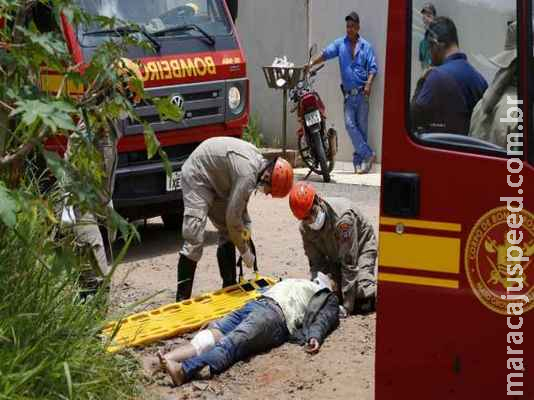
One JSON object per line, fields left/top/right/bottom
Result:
{"left": 465, "top": 207, "right": 534, "bottom": 315}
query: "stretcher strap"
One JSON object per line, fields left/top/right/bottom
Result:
{"left": 237, "top": 238, "right": 259, "bottom": 282}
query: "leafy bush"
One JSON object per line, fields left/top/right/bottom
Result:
{"left": 243, "top": 114, "right": 264, "bottom": 148}
{"left": 0, "top": 180, "right": 142, "bottom": 400}
{"left": 0, "top": 0, "right": 182, "bottom": 398}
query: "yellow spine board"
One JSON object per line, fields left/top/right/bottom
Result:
{"left": 102, "top": 276, "right": 278, "bottom": 353}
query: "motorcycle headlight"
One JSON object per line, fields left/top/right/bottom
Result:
{"left": 228, "top": 86, "right": 242, "bottom": 113}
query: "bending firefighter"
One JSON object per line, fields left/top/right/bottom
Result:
{"left": 158, "top": 273, "right": 339, "bottom": 386}
{"left": 177, "top": 137, "right": 294, "bottom": 301}
{"left": 289, "top": 182, "right": 377, "bottom": 314}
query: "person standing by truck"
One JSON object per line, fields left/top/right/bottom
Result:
{"left": 308, "top": 11, "right": 378, "bottom": 175}
{"left": 68, "top": 58, "right": 145, "bottom": 295}
{"left": 419, "top": 3, "right": 437, "bottom": 71}
{"left": 176, "top": 136, "right": 294, "bottom": 301}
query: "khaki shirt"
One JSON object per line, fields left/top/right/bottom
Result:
{"left": 469, "top": 85, "right": 518, "bottom": 149}
{"left": 181, "top": 137, "right": 267, "bottom": 253}
{"left": 300, "top": 197, "right": 377, "bottom": 313}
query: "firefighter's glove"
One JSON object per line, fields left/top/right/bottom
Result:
{"left": 241, "top": 247, "right": 255, "bottom": 269}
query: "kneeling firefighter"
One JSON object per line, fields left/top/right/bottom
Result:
{"left": 177, "top": 137, "right": 294, "bottom": 301}
{"left": 289, "top": 182, "right": 377, "bottom": 314}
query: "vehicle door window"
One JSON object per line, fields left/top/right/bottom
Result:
{"left": 409, "top": 0, "right": 520, "bottom": 156}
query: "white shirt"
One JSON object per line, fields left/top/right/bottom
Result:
{"left": 264, "top": 279, "right": 321, "bottom": 334}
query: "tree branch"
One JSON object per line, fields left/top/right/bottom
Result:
{"left": 0, "top": 125, "right": 48, "bottom": 167}
{"left": 0, "top": 100, "right": 15, "bottom": 113}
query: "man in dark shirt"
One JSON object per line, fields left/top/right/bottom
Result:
{"left": 411, "top": 17, "right": 488, "bottom": 134}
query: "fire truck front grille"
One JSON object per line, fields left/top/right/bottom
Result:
{"left": 121, "top": 81, "right": 226, "bottom": 136}
{"left": 118, "top": 142, "right": 199, "bottom": 168}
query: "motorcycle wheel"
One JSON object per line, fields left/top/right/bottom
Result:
{"left": 311, "top": 130, "right": 331, "bottom": 183}
{"left": 298, "top": 133, "right": 335, "bottom": 181}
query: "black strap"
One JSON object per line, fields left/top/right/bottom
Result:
{"left": 237, "top": 239, "right": 258, "bottom": 281}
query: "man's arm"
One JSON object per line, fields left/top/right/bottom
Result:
{"left": 410, "top": 69, "right": 436, "bottom": 133}
{"left": 364, "top": 44, "right": 378, "bottom": 96}
{"left": 335, "top": 213, "right": 377, "bottom": 314}
{"left": 306, "top": 40, "right": 338, "bottom": 71}
{"left": 309, "top": 54, "right": 326, "bottom": 68}
{"left": 364, "top": 73, "right": 375, "bottom": 97}
{"left": 301, "top": 226, "right": 328, "bottom": 276}
{"left": 304, "top": 292, "right": 340, "bottom": 351}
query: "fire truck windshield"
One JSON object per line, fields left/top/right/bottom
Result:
{"left": 77, "top": 0, "right": 231, "bottom": 46}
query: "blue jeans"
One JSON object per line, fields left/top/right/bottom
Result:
{"left": 181, "top": 298, "right": 289, "bottom": 380}
{"left": 344, "top": 94, "right": 373, "bottom": 167}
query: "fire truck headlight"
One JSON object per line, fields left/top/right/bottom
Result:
{"left": 228, "top": 86, "right": 242, "bottom": 113}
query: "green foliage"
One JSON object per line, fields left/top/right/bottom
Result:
{"left": 0, "top": 0, "right": 182, "bottom": 398}
{"left": 12, "top": 99, "right": 77, "bottom": 132}
{"left": 153, "top": 96, "right": 184, "bottom": 123}
{"left": 0, "top": 180, "right": 142, "bottom": 400}
{"left": 143, "top": 124, "right": 160, "bottom": 160}
{"left": 0, "top": 181, "right": 17, "bottom": 226}
{"left": 243, "top": 114, "right": 264, "bottom": 148}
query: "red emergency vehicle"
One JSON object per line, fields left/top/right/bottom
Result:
{"left": 46, "top": 0, "right": 247, "bottom": 227}
{"left": 377, "top": 1, "right": 532, "bottom": 398}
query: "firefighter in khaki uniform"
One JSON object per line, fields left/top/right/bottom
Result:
{"left": 289, "top": 182, "right": 377, "bottom": 314}
{"left": 177, "top": 137, "right": 294, "bottom": 301}
{"left": 68, "top": 58, "right": 144, "bottom": 292}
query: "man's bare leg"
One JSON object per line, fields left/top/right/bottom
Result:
{"left": 158, "top": 351, "right": 186, "bottom": 386}
{"left": 164, "top": 329, "right": 223, "bottom": 363}
{"left": 156, "top": 329, "right": 223, "bottom": 385}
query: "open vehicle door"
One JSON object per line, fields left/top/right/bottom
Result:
{"left": 377, "top": 0, "right": 533, "bottom": 398}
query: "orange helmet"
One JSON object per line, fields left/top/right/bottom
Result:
{"left": 270, "top": 157, "right": 294, "bottom": 198}
{"left": 289, "top": 182, "right": 317, "bottom": 220}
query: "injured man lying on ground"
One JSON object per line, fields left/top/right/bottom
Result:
{"left": 157, "top": 273, "right": 340, "bottom": 386}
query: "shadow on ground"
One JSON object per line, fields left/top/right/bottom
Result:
{"left": 114, "top": 220, "right": 219, "bottom": 264}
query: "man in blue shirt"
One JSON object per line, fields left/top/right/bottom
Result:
{"left": 309, "top": 11, "right": 378, "bottom": 174}
{"left": 411, "top": 17, "right": 488, "bottom": 134}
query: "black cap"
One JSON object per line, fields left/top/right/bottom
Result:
{"left": 421, "top": 3, "right": 437, "bottom": 16}
{"left": 345, "top": 11, "right": 360, "bottom": 24}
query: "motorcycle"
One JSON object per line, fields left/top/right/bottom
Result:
{"left": 289, "top": 44, "right": 337, "bottom": 183}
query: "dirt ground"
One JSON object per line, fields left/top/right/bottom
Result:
{"left": 110, "top": 185, "right": 379, "bottom": 400}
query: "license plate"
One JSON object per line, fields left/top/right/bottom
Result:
{"left": 304, "top": 110, "right": 321, "bottom": 127}
{"left": 166, "top": 171, "right": 182, "bottom": 192}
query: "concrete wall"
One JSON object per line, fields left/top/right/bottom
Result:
{"left": 236, "top": 0, "right": 309, "bottom": 150}
{"left": 238, "top": 0, "right": 512, "bottom": 162}
{"left": 309, "top": 0, "right": 389, "bottom": 162}
{"left": 237, "top": 0, "right": 388, "bottom": 163}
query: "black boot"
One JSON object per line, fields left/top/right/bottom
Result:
{"left": 176, "top": 255, "right": 197, "bottom": 302}
{"left": 217, "top": 241, "right": 237, "bottom": 288}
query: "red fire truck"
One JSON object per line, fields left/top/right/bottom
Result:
{"left": 44, "top": 0, "right": 247, "bottom": 228}
{"left": 377, "top": 0, "right": 532, "bottom": 398}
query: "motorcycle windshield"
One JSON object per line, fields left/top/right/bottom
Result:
{"left": 77, "top": 0, "right": 232, "bottom": 48}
